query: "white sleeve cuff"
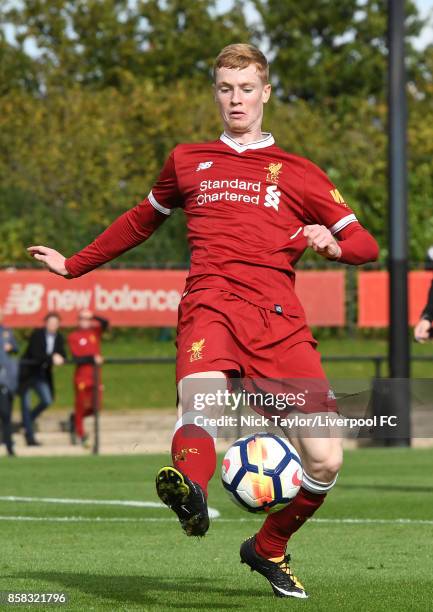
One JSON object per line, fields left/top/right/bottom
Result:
{"left": 148, "top": 191, "right": 172, "bottom": 216}
{"left": 329, "top": 213, "right": 357, "bottom": 235}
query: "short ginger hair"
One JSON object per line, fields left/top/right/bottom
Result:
{"left": 213, "top": 44, "right": 269, "bottom": 84}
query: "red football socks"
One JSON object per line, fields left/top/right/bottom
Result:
{"left": 171, "top": 424, "right": 216, "bottom": 497}
{"left": 255, "top": 487, "right": 326, "bottom": 559}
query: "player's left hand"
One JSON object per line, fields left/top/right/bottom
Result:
{"left": 304, "top": 225, "right": 342, "bottom": 260}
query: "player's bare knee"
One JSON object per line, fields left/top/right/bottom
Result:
{"left": 312, "top": 461, "right": 340, "bottom": 483}
{"left": 302, "top": 453, "right": 342, "bottom": 491}
{"left": 177, "top": 371, "right": 227, "bottom": 419}
{"left": 296, "top": 437, "right": 342, "bottom": 484}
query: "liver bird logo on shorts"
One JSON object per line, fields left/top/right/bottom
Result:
{"left": 265, "top": 162, "right": 282, "bottom": 185}
{"left": 187, "top": 338, "right": 205, "bottom": 362}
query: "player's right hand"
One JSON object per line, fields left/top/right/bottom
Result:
{"left": 414, "top": 318, "right": 431, "bottom": 343}
{"left": 303, "top": 225, "right": 342, "bottom": 260}
{"left": 27, "top": 246, "right": 70, "bottom": 277}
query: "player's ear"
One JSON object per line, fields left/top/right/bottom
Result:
{"left": 262, "top": 83, "right": 271, "bottom": 104}
{"left": 212, "top": 83, "right": 218, "bottom": 103}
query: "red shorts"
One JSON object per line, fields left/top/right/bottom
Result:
{"left": 176, "top": 288, "right": 335, "bottom": 414}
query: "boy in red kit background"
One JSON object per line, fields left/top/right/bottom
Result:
{"left": 68, "top": 310, "right": 109, "bottom": 446}
{"left": 28, "top": 44, "right": 378, "bottom": 598}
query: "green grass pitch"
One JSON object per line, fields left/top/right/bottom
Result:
{"left": 0, "top": 449, "right": 433, "bottom": 611}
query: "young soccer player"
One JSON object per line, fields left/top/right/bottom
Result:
{"left": 28, "top": 44, "right": 378, "bottom": 598}
{"left": 68, "top": 310, "right": 109, "bottom": 445}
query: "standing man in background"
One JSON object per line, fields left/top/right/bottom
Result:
{"left": 19, "top": 312, "right": 66, "bottom": 446}
{"left": 0, "top": 306, "right": 19, "bottom": 456}
{"left": 68, "top": 310, "right": 109, "bottom": 446}
{"left": 414, "top": 281, "right": 433, "bottom": 342}
{"left": 414, "top": 247, "right": 433, "bottom": 343}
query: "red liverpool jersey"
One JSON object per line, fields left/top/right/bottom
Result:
{"left": 147, "top": 133, "right": 357, "bottom": 314}
{"left": 68, "top": 326, "right": 103, "bottom": 382}
{"left": 65, "top": 133, "right": 361, "bottom": 315}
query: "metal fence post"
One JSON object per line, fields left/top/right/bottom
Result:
{"left": 387, "top": 0, "right": 411, "bottom": 446}
{"left": 92, "top": 363, "right": 100, "bottom": 455}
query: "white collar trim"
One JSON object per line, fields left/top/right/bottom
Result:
{"left": 220, "top": 132, "right": 275, "bottom": 153}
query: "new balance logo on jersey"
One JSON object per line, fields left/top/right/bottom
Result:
{"left": 196, "top": 161, "right": 213, "bottom": 171}
{"left": 264, "top": 185, "right": 281, "bottom": 211}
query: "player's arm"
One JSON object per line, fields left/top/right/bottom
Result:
{"left": 28, "top": 203, "right": 167, "bottom": 277}
{"left": 28, "top": 150, "right": 181, "bottom": 277}
{"left": 302, "top": 162, "right": 379, "bottom": 265}
{"left": 304, "top": 222, "right": 379, "bottom": 264}
{"left": 414, "top": 280, "right": 433, "bottom": 342}
{"left": 55, "top": 334, "right": 67, "bottom": 360}
{"left": 93, "top": 314, "right": 109, "bottom": 332}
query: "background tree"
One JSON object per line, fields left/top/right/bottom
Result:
{"left": 0, "top": 0, "right": 431, "bottom": 266}
{"left": 3, "top": 0, "right": 250, "bottom": 90}
{"left": 252, "top": 0, "right": 424, "bottom": 103}
{"left": 0, "top": 34, "right": 40, "bottom": 95}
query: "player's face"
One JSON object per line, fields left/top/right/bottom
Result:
{"left": 78, "top": 314, "right": 92, "bottom": 329}
{"left": 214, "top": 64, "right": 271, "bottom": 138}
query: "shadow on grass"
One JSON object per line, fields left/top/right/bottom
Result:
{"left": 8, "top": 572, "right": 266, "bottom": 609}
{"left": 338, "top": 483, "right": 433, "bottom": 493}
